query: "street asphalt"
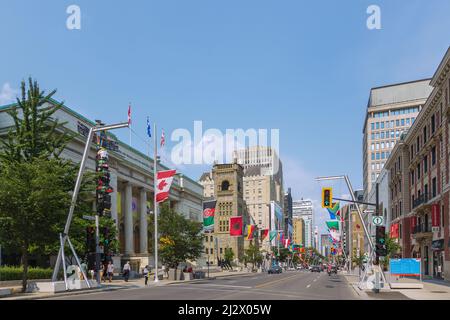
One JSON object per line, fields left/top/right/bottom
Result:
{"left": 43, "top": 270, "right": 361, "bottom": 300}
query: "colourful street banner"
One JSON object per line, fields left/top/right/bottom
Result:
{"left": 246, "top": 225, "right": 256, "bottom": 240}
{"left": 230, "top": 216, "right": 243, "bottom": 236}
{"left": 326, "top": 220, "right": 340, "bottom": 230}
{"left": 269, "top": 231, "right": 277, "bottom": 242}
{"left": 327, "top": 202, "right": 340, "bottom": 219}
{"left": 203, "top": 200, "right": 216, "bottom": 232}
{"left": 261, "top": 229, "right": 269, "bottom": 240}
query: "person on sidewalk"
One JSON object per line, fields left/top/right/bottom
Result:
{"left": 123, "top": 261, "right": 131, "bottom": 282}
{"left": 107, "top": 261, "right": 114, "bottom": 283}
{"left": 143, "top": 265, "right": 150, "bottom": 285}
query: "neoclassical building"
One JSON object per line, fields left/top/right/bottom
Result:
{"left": 0, "top": 98, "right": 203, "bottom": 272}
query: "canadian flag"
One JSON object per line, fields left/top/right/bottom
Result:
{"left": 156, "top": 169, "right": 176, "bottom": 203}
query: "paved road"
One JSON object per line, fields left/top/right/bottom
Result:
{"left": 44, "top": 270, "right": 360, "bottom": 300}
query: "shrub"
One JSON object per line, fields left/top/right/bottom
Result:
{"left": 0, "top": 266, "right": 53, "bottom": 281}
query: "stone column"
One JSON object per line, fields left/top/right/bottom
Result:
{"left": 110, "top": 170, "right": 118, "bottom": 232}
{"left": 124, "top": 182, "right": 134, "bottom": 255}
{"left": 139, "top": 188, "right": 148, "bottom": 254}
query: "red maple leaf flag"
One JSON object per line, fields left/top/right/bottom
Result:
{"left": 128, "top": 104, "right": 132, "bottom": 125}
{"left": 156, "top": 169, "right": 176, "bottom": 203}
{"left": 161, "top": 129, "right": 165, "bottom": 147}
{"left": 229, "top": 216, "right": 243, "bottom": 236}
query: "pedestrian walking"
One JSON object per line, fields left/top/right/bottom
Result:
{"left": 437, "top": 265, "right": 442, "bottom": 278}
{"left": 107, "top": 261, "right": 114, "bottom": 283}
{"left": 123, "top": 261, "right": 131, "bottom": 282}
{"left": 143, "top": 265, "right": 150, "bottom": 285}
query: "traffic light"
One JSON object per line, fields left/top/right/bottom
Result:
{"left": 86, "top": 226, "right": 96, "bottom": 253}
{"left": 375, "top": 226, "right": 387, "bottom": 257}
{"left": 322, "top": 187, "right": 333, "bottom": 208}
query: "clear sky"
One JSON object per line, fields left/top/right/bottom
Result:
{"left": 1, "top": 0, "right": 450, "bottom": 235}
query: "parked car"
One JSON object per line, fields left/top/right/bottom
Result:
{"left": 310, "top": 265, "right": 321, "bottom": 272}
{"left": 268, "top": 265, "right": 283, "bottom": 274}
{"left": 296, "top": 265, "right": 303, "bottom": 270}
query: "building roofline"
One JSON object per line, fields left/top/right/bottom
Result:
{"left": 430, "top": 46, "right": 450, "bottom": 87}
{"left": 0, "top": 98, "right": 203, "bottom": 188}
{"left": 369, "top": 78, "right": 432, "bottom": 92}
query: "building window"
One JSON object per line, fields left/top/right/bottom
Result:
{"left": 221, "top": 180, "right": 230, "bottom": 191}
{"left": 371, "top": 123, "right": 375, "bottom": 130}
{"left": 417, "top": 163, "right": 421, "bottom": 180}
{"left": 406, "top": 118, "right": 410, "bottom": 125}
{"left": 401, "top": 119, "right": 405, "bottom": 126}
{"left": 431, "top": 114, "right": 436, "bottom": 133}
{"left": 396, "top": 120, "right": 399, "bottom": 127}
{"left": 432, "top": 146, "right": 436, "bottom": 166}
{"left": 371, "top": 153, "right": 375, "bottom": 160}
{"left": 432, "top": 177, "right": 437, "bottom": 198}
{"left": 424, "top": 156, "right": 428, "bottom": 173}
{"left": 423, "top": 126, "right": 427, "bottom": 143}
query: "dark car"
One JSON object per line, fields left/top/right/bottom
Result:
{"left": 310, "top": 265, "right": 321, "bottom": 272}
{"left": 268, "top": 265, "right": 283, "bottom": 274}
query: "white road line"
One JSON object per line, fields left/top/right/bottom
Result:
{"left": 307, "top": 284, "right": 311, "bottom": 288}
{"left": 313, "top": 279, "right": 317, "bottom": 282}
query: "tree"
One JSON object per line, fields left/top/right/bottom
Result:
{"left": 0, "top": 79, "right": 93, "bottom": 292}
{"left": 243, "top": 244, "right": 262, "bottom": 271}
{"left": 0, "top": 78, "right": 71, "bottom": 164}
{"left": 224, "top": 247, "right": 234, "bottom": 264}
{"left": 380, "top": 233, "right": 401, "bottom": 271}
{"left": 157, "top": 203, "right": 204, "bottom": 270}
{"left": 352, "top": 249, "right": 365, "bottom": 276}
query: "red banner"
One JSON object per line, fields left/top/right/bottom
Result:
{"left": 390, "top": 223, "right": 399, "bottom": 238}
{"left": 229, "top": 216, "right": 243, "bottom": 236}
{"left": 432, "top": 204, "right": 440, "bottom": 227}
{"left": 410, "top": 216, "right": 417, "bottom": 233}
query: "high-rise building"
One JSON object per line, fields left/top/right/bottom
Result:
{"left": 284, "top": 188, "right": 293, "bottom": 239}
{"left": 320, "top": 234, "right": 331, "bottom": 257}
{"left": 233, "top": 146, "right": 284, "bottom": 204}
{"left": 363, "top": 79, "right": 433, "bottom": 201}
{"left": 292, "top": 217, "right": 305, "bottom": 246}
{"left": 293, "top": 199, "right": 314, "bottom": 248}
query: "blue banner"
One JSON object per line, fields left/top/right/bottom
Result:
{"left": 389, "top": 258, "right": 421, "bottom": 276}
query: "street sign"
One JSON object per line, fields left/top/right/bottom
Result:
{"left": 83, "top": 215, "right": 96, "bottom": 221}
{"left": 372, "top": 216, "right": 384, "bottom": 226}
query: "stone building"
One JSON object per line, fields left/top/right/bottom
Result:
{"left": 385, "top": 47, "right": 450, "bottom": 280}
{"left": 0, "top": 98, "right": 204, "bottom": 272}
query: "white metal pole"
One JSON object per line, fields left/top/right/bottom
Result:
{"left": 154, "top": 123, "right": 159, "bottom": 282}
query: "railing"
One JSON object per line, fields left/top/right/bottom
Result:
{"left": 412, "top": 193, "right": 433, "bottom": 209}
{"left": 412, "top": 225, "right": 432, "bottom": 234}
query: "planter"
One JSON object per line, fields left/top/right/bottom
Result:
{"left": 168, "top": 268, "right": 178, "bottom": 281}
{"left": 183, "top": 272, "right": 193, "bottom": 281}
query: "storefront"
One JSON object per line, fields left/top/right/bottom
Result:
{"left": 432, "top": 239, "right": 444, "bottom": 279}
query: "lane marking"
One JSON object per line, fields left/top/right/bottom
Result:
{"left": 307, "top": 284, "right": 311, "bottom": 288}
{"left": 255, "top": 273, "right": 303, "bottom": 289}
{"left": 313, "top": 279, "right": 317, "bottom": 282}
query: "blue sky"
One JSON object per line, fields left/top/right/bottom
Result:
{"left": 1, "top": 0, "right": 450, "bottom": 235}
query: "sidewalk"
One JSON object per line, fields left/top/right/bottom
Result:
{"left": 0, "top": 269, "right": 253, "bottom": 300}
{"left": 343, "top": 272, "right": 450, "bottom": 300}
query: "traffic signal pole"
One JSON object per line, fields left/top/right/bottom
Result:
{"left": 315, "top": 176, "right": 387, "bottom": 286}
{"left": 52, "top": 122, "right": 129, "bottom": 288}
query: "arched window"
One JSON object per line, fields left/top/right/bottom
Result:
{"left": 221, "top": 180, "right": 230, "bottom": 191}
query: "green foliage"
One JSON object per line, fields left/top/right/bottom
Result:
{"left": 0, "top": 78, "right": 72, "bottom": 164}
{"left": 0, "top": 266, "right": 54, "bottom": 281}
{"left": 224, "top": 247, "right": 234, "bottom": 262}
{"left": 157, "top": 203, "right": 204, "bottom": 269}
{"left": 243, "top": 243, "right": 262, "bottom": 270}
{"left": 0, "top": 79, "right": 94, "bottom": 292}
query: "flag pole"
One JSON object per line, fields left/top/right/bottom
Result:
{"left": 154, "top": 122, "right": 159, "bottom": 282}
